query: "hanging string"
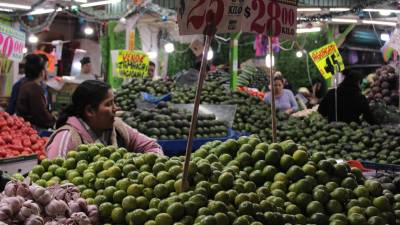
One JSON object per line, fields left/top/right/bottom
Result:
{"left": 17, "top": 9, "right": 59, "bottom": 33}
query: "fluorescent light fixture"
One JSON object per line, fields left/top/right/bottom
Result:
{"left": 84, "top": 26, "right": 94, "bottom": 35}
{"left": 81, "top": 0, "right": 121, "bottom": 8}
{"left": 148, "top": 51, "right": 157, "bottom": 59}
{"left": 363, "top": 9, "right": 400, "bottom": 14}
{"left": 119, "top": 17, "right": 126, "bottom": 24}
{"left": 296, "top": 51, "right": 303, "bottom": 58}
{"left": 28, "top": 35, "right": 38, "bottom": 44}
{"left": 380, "top": 11, "right": 392, "bottom": 16}
{"left": 0, "top": 7, "right": 13, "bottom": 12}
{"left": 0, "top": 3, "right": 31, "bottom": 10}
{"left": 28, "top": 8, "right": 62, "bottom": 15}
{"left": 331, "top": 18, "right": 358, "bottom": 23}
{"left": 329, "top": 8, "right": 350, "bottom": 12}
{"left": 164, "top": 43, "right": 175, "bottom": 53}
{"left": 381, "top": 33, "right": 390, "bottom": 41}
{"left": 63, "top": 0, "right": 87, "bottom": 3}
{"left": 297, "top": 8, "right": 321, "bottom": 12}
{"left": 297, "top": 27, "right": 321, "bottom": 33}
{"left": 361, "top": 20, "right": 397, "bottom": 27}
{"left": 265, "top": 54, "right": 275, "bottom": 68}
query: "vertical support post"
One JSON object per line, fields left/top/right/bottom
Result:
{"left": 268, "top": 36, "right": 277, "bottom": 143}
{"left": 230, "top": 32, "right": 241, "bottom": 91}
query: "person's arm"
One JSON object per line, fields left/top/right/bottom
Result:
{"left": 263, "top": 93, "right": 271, "bottom": 104}
{"left": 28, "top": 86, "right": 55, "bottom": 128}
{"left": 46, "top": 130, "right": 74, "bottom": 159}
{"left": 124, "top": 123, "right": 163, "bottom": 155}
{"left": 286, "top": 90, "right": 298, "bottom": 114}
{"left": 360, "top": 96, "right": 376, "bottom": 124}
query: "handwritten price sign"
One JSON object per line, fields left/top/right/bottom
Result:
{"left": 111, "top": 50, "right": 150, "bottom": 78}
{"left": 241, "top": 0, "right": 297, "bottom": 39}
{"left": 0, "top": 24, "right": 25, "bottom": 61}
{"left": 177, "top": 0, "right": 246, "bottom": 35}
{"left": 309, "top": 42, "right": 345, "bottom": 79}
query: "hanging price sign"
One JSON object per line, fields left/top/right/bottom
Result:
{"left": 241, "top": 0, "right": 298, "bottom": 39}
{"left": 309, "top": 42, "right": 345, "bottom": 79}
{"left": 0, "top": 24, "right": 25, "bottom": 61}
{"left": 177, "top": 0, "right": 246, "bottom": 35}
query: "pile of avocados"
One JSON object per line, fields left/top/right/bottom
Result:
{"left": 122, "top": 102, "right": 228, "bottom": 140}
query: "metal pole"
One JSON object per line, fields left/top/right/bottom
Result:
{"left": 269, "top": 36, "right": 277, "bottom": 142}
{"left": 181, "top": 34, "right": 213, "bottom": 192}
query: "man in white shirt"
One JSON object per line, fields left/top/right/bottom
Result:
{"left": 76, "top": 57, "right": 96, "bottom": 81}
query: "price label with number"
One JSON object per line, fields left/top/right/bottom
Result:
{"left": 309, "top": 42, "right": 345, "bottom": 79}
{"left": 177, "top": 0, "right": 246, "bottom": 35}
{"left": 0, "top": 24, "right": 25, "bottom": 61}
{"left": 241, "top": 0, "right": 297, "bottom": 39}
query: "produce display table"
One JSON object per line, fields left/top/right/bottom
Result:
{"left": 158, "top": 129, "right": 244, "bottom": 156}
{"left": 0, "top": 154, "right": 38, "bottom": 176}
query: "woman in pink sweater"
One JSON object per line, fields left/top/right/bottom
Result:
{"left": 46, "top": 80, "right": 163, "bottom": 159}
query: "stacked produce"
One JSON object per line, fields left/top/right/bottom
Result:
{"left": 366, "top": 65, "right": 399, "bottom": 106}
{"left": 0, "top": 112, "right": 47, "bottom": 160}
{"left": 115, "top": 79, "right": 173, "bottom": 111}
{"left": 257, "top": 113, "right": 400, "bottom": 165}
{"left": 237, "top": 65, "right": 268, "bottom": 91}
{"left": 367, "top": 172, "right": 400, "bottom": 194}
{"left": 121, "top": 102, "right": 228, "bottom": 140}
{"left": 369, "top": 100, "right": 400, "bottom": 124}
{"left": 0, "top": 180, "right": 98, "bottom": 224}
{"left": 207, "top": 69, "right": 231, "bottom": 90}
{"left": 171, "top": 81, "right": 231, "bottom": 104}
{"left": 224, "top": 92, "right": 288, "bottom": 133}
{"left": 27, "top": 138, "right": 398, "bottom": 225}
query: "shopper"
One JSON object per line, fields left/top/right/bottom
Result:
{"left": 148, "top": 61, "right": 156, "bottom": 79}
{"left": 15, "top": 54, "right": 55, "bottom": 129}
{"left": 318, "top": 69, "right": 375, "bottom": 124}
{"left": 76, "top": 57, "right": 96, "bottom": 81}
{"left": 46, "top": 80, "right": 163, "bottom": 158}
{"left": 264, "top": 75, "right": 298, "bottom": 114}
{"left": 7, "top": 54, "right": 49, "bottom": 114}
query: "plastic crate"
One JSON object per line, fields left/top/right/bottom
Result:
{"left": 158, "top": 129, "right": 244, "bottom": 156}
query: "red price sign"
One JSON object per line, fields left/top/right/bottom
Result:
{"left": 178, "top": 0, "right": 246, "bottom": 35}
{"left": 241, "top": 0, "right": 298, "bottom": 39}
{"left": 0, "top": 24, "right": 25, "bottom": 61}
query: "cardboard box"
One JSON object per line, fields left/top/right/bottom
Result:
{"left": 47, "top": 77, "right": 80, "bottom": 112}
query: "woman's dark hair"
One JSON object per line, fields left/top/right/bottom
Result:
{"left": 56, "top": 80, "right": 111, "bottom": 128}
{"left": 342, "top": 69, "right": 364, "bottom": 85}
{"left": 25, "top": 54, "right": 46, "bottom": 79}
{"left": 273, "top": 75, "right": 284, "bottom": 83}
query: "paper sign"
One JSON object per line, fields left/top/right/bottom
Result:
{"left": 0, "top": 24, "right": 25, "bottom": 61}
{"left": 241, "top": 0, "right": 298, "bottom": 40}
{"left": 177, "top": 0, "right": 246, "bottom": 35}
{"left": 309, "top": 42, "right": 345, "bottom": 79}
{"left": 111, "top": 50, "right": 149, "bottom": 78}
{"left": 388, "top": 29, "right": 400, "bottom": 53}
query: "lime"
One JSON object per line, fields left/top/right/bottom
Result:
{"left": 99, "top": 202, "right": 113, "bottom": 219}
{"left": 111, "top": 207, "right": 125, "bottom": 224}
{"left": 113, "top": 190, "right": 127, "bottom": 204}
{"left": 155, "top": 213, "right": 173, "bottom": 225}
{"left": 116, "top": 178, "right": 131, "bottom": 191}
{"left": 122, "top": 196, "right": 137, "bottom": 211}
{"left": 62, "top": 158, "right": 76, "bottom": 170}
{"left": 127, "top": 184, "right": 144, "bottom": 197}
{"left": 41, "top": 172, "right": 53, "bottom": 181}
{"left": 32, "top": 165, "right": 45, "bottom": 176}
{"left": 167, "top": 202, "right": 185, "bottom": 220}
{"left": 81, "top": 189, "right": 96, "bottom": 199}
{"left": 54, "top": 167, "right": 67, "bottom": 179}
{"left": 107, "top": 166, "right": 122, "bottom": 179}
{"left": 130, "top": 209, "right": 148, "bottom": 225}
{"left": 94, "top": 195, "right": 107, "bottom": 206}
{"left": 104, "top": 177, "right": 117, "bottom": 187}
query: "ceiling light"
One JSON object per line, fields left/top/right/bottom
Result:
{"left": 164, "top": 43, "right": 175, "bottom": 53}
{"left": 84, "top": 26, "right": 94, "bottom": 35}
{"left": 381, "top": 33, "right": 390, "bottom": 41}
{"left": 361, "top": 20, "right": 396, "bottom": 27}
{"left": 81, "top": 0, "right": 121, "bottom": 8}
{"left": 119, "top": 17, "right": 126, "bottom": 24}
{"left": 0, "top": 8, "right": 13, "bottom": 12}
{"left": 207, "top": 49, "right": 214, "bottom": 61}
{"left": 148, "top": 51, "right": 157, "bottom": 59}
{"left": 298, "top": 8, "right": 321, "bottom": 12}
{"left": 297, "top": 27, "right": 321, "bottom": 33}
{"left": 296, "top": 51, "right": 303, "bottom": 58}
{"left": 63, "top": 0, "right": 87, "bottom": 3}
{"left": 363, "top": 9, "right": 400, "bottom": 14}
{"left": 380, "top": 11, "right": 392, "bottom": 16}
{"left": 329, "top": 8, "right": 350, "bottom": 12}
{"left": 331, "top": 18, "right": 358, "bottom": 23}
{"left": 265, "top": 54, "right": 275, "bottom": 68}
{"left": 28, "top": 8, "right": 62, "bottom": 15}
{"left": 23, "top": 48, "right": 27, "bottom": 54}
{"left": 28, "top": 35, "right": 38, "bottom": 44}
{"left": 0, "top": 3, "right": 31, "bottom": 10}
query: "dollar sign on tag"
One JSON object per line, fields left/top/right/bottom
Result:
{"left": 244, "top": 6, "right": 251, "bottom": 18}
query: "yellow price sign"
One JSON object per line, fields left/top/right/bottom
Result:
{"left": 309, "top": 42, "right": 345, "bottom": 79}
{"left": 115, "top": 50, "right": 149, "bottom": 78}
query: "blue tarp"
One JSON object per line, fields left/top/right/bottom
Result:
{"left": 140, "top": 92, "right": 171, "bottom": 104}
